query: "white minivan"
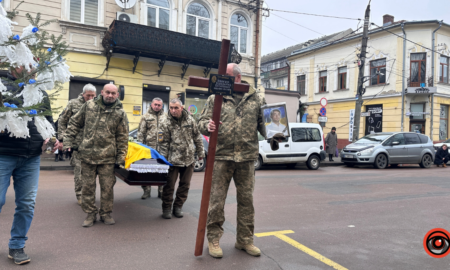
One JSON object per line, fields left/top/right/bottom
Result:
{"left": 255, "top": 123, "right": 327, "bottom": 170}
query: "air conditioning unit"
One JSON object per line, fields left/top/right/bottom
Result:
{"left": 116, "top": 12, "right": 138, "bottom": 24}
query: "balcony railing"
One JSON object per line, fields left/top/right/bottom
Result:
{"left": 407, "top": 76, "right": 434, "bottom": 87}
{"left": 102, "top": 20, "right": 240, "bottom": 76}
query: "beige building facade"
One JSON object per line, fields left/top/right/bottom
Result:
{"left": 288, "top": 16, "right": 450, "bottom": 147}
{"left": 1, "top": 0, "right": 263, "bottom": 129}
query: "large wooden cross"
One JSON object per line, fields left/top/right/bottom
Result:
{"left": 188, "top": 39, "right": 250, "bottom": 256}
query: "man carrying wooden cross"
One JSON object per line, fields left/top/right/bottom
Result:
{"left": 198, "top": 63, "right": 266, "bottom": 258}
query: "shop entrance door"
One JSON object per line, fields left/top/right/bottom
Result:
{"left": 410, "top": 121, "right": 425, "bottom": 134}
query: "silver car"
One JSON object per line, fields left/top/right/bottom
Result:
{"left": 341, "top": 132, "right": 435, "bottom": 169}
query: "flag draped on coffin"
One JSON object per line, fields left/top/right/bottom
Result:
{"left": 125, "top": 142, "right": 172, "bottom": 169}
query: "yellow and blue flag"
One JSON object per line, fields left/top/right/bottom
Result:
{"left": 125, "top": 142, "right": 172, "bottom": 169}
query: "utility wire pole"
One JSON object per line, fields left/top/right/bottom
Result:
{"left": 352, "top": 2, "right": 371, "bottom": 142}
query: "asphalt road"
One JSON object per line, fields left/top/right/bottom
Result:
{"left": 1, "top": 164, "right": 450, "bottom": 269}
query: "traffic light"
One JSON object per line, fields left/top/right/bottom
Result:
{"left": 177, "top": 92, "right": 185, "bottom": 105}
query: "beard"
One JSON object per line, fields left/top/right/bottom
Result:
{"left": 103, "top": 96, "right": 117, "bottom": 104}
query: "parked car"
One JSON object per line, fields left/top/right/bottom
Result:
{"left": 341, "top": 132, "right": 435, "bottom": 169}
{"left": 255, "top": 123, "right": 326, "bottom": 170}
{"left": 433, "top": 138, "right": 450, "bottom": 152}
{"left": 129, "top": 129, "right": 208, "bottom": 172}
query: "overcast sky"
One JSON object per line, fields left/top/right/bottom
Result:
{"left": 261, "top": 0, "right": 450, "bottom": 56}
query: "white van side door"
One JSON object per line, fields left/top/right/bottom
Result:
{"left": 290, "top": 127, "right": 323, "bottom": 161}
{"left": 261, "top": 136, "right": 292, "bottom": 164}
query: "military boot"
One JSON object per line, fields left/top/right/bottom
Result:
{"left": 141, "top": 189, "right": 151, "bottom": 200}
{"left": 76, "top": 195, "right": 81, "bottom": 206}
{"left": 82, "top": 213, "right": 97, "bottom": 227}
{"left": 100, "top": 214, "right": 115, "bottom": 225}
{"left": 208, "top": 240, "right": 223, "bottom": 258}
{"left": 173, "top": 207, "right": 183, "bottom": 218}
{"left": 162, "top": 208, "right": 172, "bottom": 219}
{"left": 235, "top": 243, "right": 261, "bottom": 257}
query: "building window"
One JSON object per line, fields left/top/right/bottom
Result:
{"left": 370, "top": 59, "right": 386, "bottom": 85}
{"left": 70, "top": 0, "right": 99, "bottom": 26}
{"left": 319, "top": 71, "right": 327, "bottom": 92}
{"left": 230, "top": 13, "right": 248, "bottom": 54}
{"left": 410, "top": 53, "right": 426, "bottom": 87}
{"left": 297, "top": 75, "right": 305, "bottom": 95}
{"left": 440, "top": 56, "right": 449, "bottom": 83}
{"left": 440, "top": 105, "right": 448, "bottom": 140}
{"left": 186, "top": 2, "right": 210, "bottom": 39}
{"left": 146, "top": 0, "right": 170, "bottom": 30}
{"left": 276, "top": 79, "right": 284, "bottom": 89}
{"left": 338, "top": 67, "right": 347, "bottom": 89}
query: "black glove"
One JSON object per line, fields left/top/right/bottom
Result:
{"left": 270, "top": 133, "right": 286, "bottom": 151}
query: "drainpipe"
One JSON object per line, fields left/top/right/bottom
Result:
{"left": 254, "top": 0, "right": 261, "bottom": 89}
{"left": 286, "top": 62, "right": 291, "bottom": 91}
{"left": 401, "top": 23, "right": 406, "bottom": 132}
{"left": 431, "top": 21, "right": 443, "bottom": 141}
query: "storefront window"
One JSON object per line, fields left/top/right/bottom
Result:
{"left": 185, "top": 97, "right": 208, "bottom": 121}
{"left": 411, "top": 103, "right": 425, "bottom": 119}
{"left": 440, "top": 105, "right": 448, "bottom": 140}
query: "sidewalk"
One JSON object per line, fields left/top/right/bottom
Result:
{"left": 320, "top": 157, "right": 344, "bottom": 167}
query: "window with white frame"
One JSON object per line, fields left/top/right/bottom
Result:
{"left": 230, "top": 13, "right": 248, "bottom": 54}
{"left": 297, "top": 75, "right": 306, "bottom": 95}
{"left": 440, "top": 56, "right": 449, "bottom": 84}
{"left": 146, "top": 0, "right": 170, "bottom": 30}
{"left": 70, "top": 0, "right": 99, "bottom": 26}
{"left": 186, "top": 3, "right": 210, "bottom": 39}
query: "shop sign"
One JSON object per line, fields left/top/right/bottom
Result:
{"left": 405, "top": 87, "right": 437, "bottom": 95}
{"left": 361, "top": 112, "right": 370, "bottom": 117}
{"left": 349, "top": 109, "right": 355, "bottom": 142}
{"left": 406, "top": 112, "right": 430, "bottom": 116}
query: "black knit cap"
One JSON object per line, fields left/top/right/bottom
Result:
{"left": 332, "top": 127, "right": 336, "bottom": 131}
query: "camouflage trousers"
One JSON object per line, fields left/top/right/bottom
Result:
{"left": 162, "top": 164, "right": 194, "bottom": 209}
{"left": 80, "top": 162, "right": 116, "bottom": 216}
{"left": 207, "top": 160, "right": 255, "bottom": 245}
{"left": 71, "top": 151, "right": 82, "bottom": 198}
{"left": 142, "top": 185, "right": 163, "bottom": 193}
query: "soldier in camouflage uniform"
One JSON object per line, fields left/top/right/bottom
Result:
{"left": 159, "top": 98, "right": 204, "bottom": 219}
{"left": 198, "top": 63, "right": 266, "bottom": 258}
{"left": 137, "top": 97, "right": 168, "bottom": 199}
{"left": 64, "top": 84, "right": 129, "bottom": 227}
{"left": 58, "top": 84, "right": 97, "bottom": 205}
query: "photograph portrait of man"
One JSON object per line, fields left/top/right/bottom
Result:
{"left": 263, "top": 104, "right": 290, "bottom": 139}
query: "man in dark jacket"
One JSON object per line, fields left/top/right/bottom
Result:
{"left": 434, "top": 144, "right": 449, "bottom": 167}
{"left": 0, "top": 67, "right": 59, "bottom": 265}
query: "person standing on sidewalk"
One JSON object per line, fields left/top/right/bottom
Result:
{"left": 0, "top": 67, "right": 59, "bottom": 265}
{"left": 325, "top": 127, "right": 338, "bottom": 162}
{"left": 64, "top": 83, "right": 128, "bottom": 227}
{"left": 137, "top": 97, "right": 168, "bottom": 199}
{"left": 58, "top": 84, "right": 96, "bottom": 205}
{"left": 198, "top": 63, "right": 266, "bottom": 258}
{"left": 158, "top": 98, "right": 204, "bottom": 219}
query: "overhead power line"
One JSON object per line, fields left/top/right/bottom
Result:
{"left": 262, "top": 24, "right": 301, "bottom": 43}
{"left": 271, "top": 13, "right": 324, "bottom": 36}
{"left": 269, "top": 8, "right": 361, "bottom": 21}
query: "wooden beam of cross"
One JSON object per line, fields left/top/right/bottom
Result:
{"left": 188, "top": 39, "right": 249, "bottom": 257}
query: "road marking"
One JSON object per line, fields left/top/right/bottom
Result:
{"left": 255, "top": 230, "right": 348, "bottom": 270}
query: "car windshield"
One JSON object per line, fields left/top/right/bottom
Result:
{"left": 355, "top": 134, "right": 391, "bottom": 144}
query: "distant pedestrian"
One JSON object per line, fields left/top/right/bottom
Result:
{"left": 325, "top": 127, "right": 338, "bottom": 161}
{"left": 434, "top": 144, "right": 449, "bottom": 167}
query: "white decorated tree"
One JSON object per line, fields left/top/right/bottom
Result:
{"left": 0, "top": 1, "right": 71, "bottom": 139}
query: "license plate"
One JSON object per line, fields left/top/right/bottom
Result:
{"left": 344, "top": 155, "right": 353, "bottom": 158}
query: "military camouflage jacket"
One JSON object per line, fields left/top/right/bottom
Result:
{"left": 159, "top": 109, "right": 205, "bottom": 167}
{"left": 58, "top": 93, "right": 86, "bottom": 147}
{"left": 64, "top": 96, "right": 129, "bottom": 165}
{"left": 198, "top": 81, "right": 266, "bottom": 162}
{"left": 137, "top": 106, "right": 168, "bottom": 150}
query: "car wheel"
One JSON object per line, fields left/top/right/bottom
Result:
{"left": 194, "top": 157, "right": 206, "bottom": 172}
{"left": 286, "top": 163, "right": 297, "bottom": 169}
{"left": 306, "top": 155, "right": 320, "bottom": 170}
{"left": 344, "top": 163, "right": 354, "bottom": 167}
{"left": 419, "top": 154, "right": 433, "bottom": 168}
{"left": 373, "top": 154, "right": 388, "bottom": 169}
{"left": 255, "top": 156, "right": 263, "bottom": 171}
